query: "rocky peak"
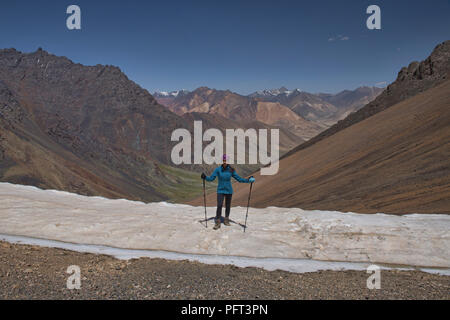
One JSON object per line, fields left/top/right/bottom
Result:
{"left": 396, "top": 40, "right": 450, "bottom": 83}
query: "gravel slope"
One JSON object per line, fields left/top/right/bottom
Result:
{"left": 0, "top": 242, "right": 448, "bottom": 300}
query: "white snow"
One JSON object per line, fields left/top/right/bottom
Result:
{"left": 251, "top": 88, "right": 301, "bottom": 98}
{"left": 0, "top": 183, "right": 449, "bottom": 274}
{"left": 154, "top": 90, "right": 189, "bottom": 97}
{"left": 0, "top": 233, "right": 403, "bottom": 274}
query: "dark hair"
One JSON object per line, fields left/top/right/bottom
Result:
{"left": 221, "top": 164, "right": 235, "bottom": 173}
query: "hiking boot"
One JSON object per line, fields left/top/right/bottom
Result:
{"left": 224, "top": 217, "right": 231, "bottom": 226}
{"left": 213, "top": 220, "right": 221, "bottom": 230}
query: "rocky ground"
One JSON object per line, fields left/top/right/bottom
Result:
{"left": 0, "top": 241, "right": 448, "bottom": 300}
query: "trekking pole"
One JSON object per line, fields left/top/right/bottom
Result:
{"left": 203, "top": 179, "right": 208, "bottom": 228}
{"left": 244, "top": 182, "right": 253, "bottom": 233}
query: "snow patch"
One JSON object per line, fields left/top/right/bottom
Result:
{"left": 2, "top": 234, "right": 448, "bottom": 275}
{"left": 0, "top": 182, "right": 449, "bottom": 272}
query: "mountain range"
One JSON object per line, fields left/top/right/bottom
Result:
{"left": 155, "top": 85, "right": 383, "bottom": 137}
{"left": 1, "top": 40, "right": 448, "bottom": 212}
{"left": 0, "top": 48, "right": 319, "bottom": 201}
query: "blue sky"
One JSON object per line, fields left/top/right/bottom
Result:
{"left": 1, "top": 0, "right": 449, "bottom": 95}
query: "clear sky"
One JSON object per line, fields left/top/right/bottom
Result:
{"left": 1, "top": 0, "right": 449, "bottom": 95}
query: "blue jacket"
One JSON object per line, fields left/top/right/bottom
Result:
{"left": 205, "top": 165, "right": 250, "bottom": 194}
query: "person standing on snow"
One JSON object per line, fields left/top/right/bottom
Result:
{"left": 201, "top": 154, "right": 255, "bottom": 230}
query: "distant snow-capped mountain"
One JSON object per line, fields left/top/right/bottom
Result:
{"left": 249, "top": 87, "right": 302, "bottom": 98}
{"left": 153, "top": 89, "right": 190, "bottom": 98}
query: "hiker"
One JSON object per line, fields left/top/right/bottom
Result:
{"left": 201, "top": 154, "right": 255, "bottom": 230}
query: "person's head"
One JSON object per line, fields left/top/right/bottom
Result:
{"left": 222, "top": 154, "right": 228, "bottom": 166}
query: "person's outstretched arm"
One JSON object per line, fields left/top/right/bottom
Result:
{"left": 232, "top": 171, "right": 252, "bottom": 183}
{"left": 204, "top": 168, "right": 218, "bottom": 182}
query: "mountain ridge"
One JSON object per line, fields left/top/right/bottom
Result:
{"left": 0, "top": 48, "right": 202, "bottom": 202}
{"left": 158, "top": 86, "right": 324, "bottom": 140}
{"left": 282, "top": 40, "right": 450, "bottom": 159}
{"left": 156, "top": 85, "right": 383, "bottom": 134}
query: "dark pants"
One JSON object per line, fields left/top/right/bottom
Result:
{"left": 216, "top": 193, "right": 232, "bottom": 220}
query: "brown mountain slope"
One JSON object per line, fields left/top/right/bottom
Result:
{"left": 283, "top": 40, "right": 450, "bottom": 159}
{"left": 254, "top": 101, "right": 323, "bottom": 140}
{"left": 192, "top": 80, "right": 450, "bottom": 214}
{"left": 0, "top": 48, "right": 202, "bottom": 202}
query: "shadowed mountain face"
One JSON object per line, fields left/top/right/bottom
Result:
{"left": 318, "top": 86, "right": 384, "bottom": 110}
{"left": 271, "top": 91, "right": 338, "bottom": 123}
{"left": 314, "top": 86, "right": 384, "bottom": 125}
{"left": 191, "top": 40, "right": 450, "bottom": 214}
{"left": 0, "top": 48, "right": 201, "bottom": 202}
